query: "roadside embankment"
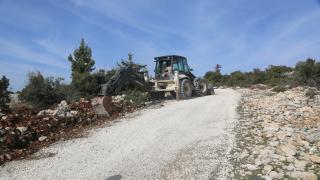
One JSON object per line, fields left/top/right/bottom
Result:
{"left": 231, "top": 87, "right": 320, "bottom": 179}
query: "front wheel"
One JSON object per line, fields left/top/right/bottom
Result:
{"left": 180, "top": 79, "right": 192, "bottom": 99}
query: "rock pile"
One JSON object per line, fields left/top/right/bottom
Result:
{"left": 0, "top": 96, "right": 140, "bottom": 165}
{"left": 0, "top": 99, "right": 98, "bottom": 165}
{"left": 231, "top": 87, "right": 320, "bottom": 179}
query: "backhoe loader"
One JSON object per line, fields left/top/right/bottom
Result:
{"left": 91, "top": 55, "right": 214, "bottom": 116}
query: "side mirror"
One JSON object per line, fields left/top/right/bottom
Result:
{"left": 189, "top": 68, "right": 193, "bottom": 71}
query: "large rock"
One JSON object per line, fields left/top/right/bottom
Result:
{"left": 55, "top": 100, "right": 69, "bottom": 117}
{"left": 306, "top": 130, "right": 320, "bottom": 143}
{"left": 16, "top": 126, "right": 28, "bottom": 135}
{"left": 246, "top": 164, "right": 258, "bottom": 171}
{"left": 38, "top": 136, "right": 47, "bottom": 142}
{"left": 263, "top": 165, "right": 273, "bottom": 174}
{"left": 37, "top": 109, "right": 58, "bottom": 116}
{"left": 294, "top": 159, "right": 307, "bottom": 171}
{"left": 277, "top": 144, "right": 296, "bottom": 156}
{"left": 310, "top": 155, "right": 320, "bottom": 164}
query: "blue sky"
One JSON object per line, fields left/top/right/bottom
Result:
{"left": 0, "top": 0, "right": 320, "bottom": 91}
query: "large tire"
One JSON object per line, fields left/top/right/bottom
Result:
{"left": 207, "top": 83, "right": 215, "bottom": 95}
{"left": 180, "top": 79, "right": 192, "bottom": 99}
{"left": 194, "top": 80, "right": 208, "bottom": 96}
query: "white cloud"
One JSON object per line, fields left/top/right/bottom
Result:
{"left": 34, "top": 36, "right": 73, "bottom": 60}
{"left": 0, "top": 38, "right": 68, "bottom": 69}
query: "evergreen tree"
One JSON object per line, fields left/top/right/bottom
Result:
{"left": 68, "top": 38, "right": 96, "bottom": 98}
{"left": 0, "top": 75, "right": 10, "bottom": 112}
{"left": 68, "top": 38, "right": 95, "bottom": 75}
{"left": 215, "top": 64, "right": 222, "bottom": 73}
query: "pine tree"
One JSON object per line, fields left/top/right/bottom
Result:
{"left": 68, "top": 38, "right": 96, "bottom": 98}
{"left": 0, "top": 75, "right": 10, "bottom": 112}
{"left": 68, "top": 38, "right": 95, "bottom": 76}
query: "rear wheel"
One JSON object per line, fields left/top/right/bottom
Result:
{"left": 194, "top": 80, "right": 208, "bottom": 96}
{"left": 208, "top": 87, "right": 215, "bottom": 95}
{"left": 180, "top": 79, "right": 192, "bottom": 99}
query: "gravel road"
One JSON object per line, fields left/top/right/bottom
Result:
{"left": 0, "top": 89, "right": 240, "bottom": 180}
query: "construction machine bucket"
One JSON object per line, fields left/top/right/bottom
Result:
{"left": 91, "top": 96, "right": 113, "bottom": 117}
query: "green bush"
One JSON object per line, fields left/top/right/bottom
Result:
{"left": 271, "top": 85, "right": 287, "bottom": 93}
{"left": 123, "top": 89, "right": 149, "bottom": 105}
{"left": 305, "top": 88, "right": 318, "bottom": 99}
{"left": 0, "top": 75, "right": 10, "bottom": 112}
{"left": 204, "top": 71, "right": 222, "bottom": 86}
{"left": 294, "top": 59, "right": 320, "bottom": 87}
{"left": 19, "top": 72, "right": 67, "bottom": 109}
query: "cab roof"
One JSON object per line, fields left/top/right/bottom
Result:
{"left": 154, "top": 55, "right": 186, "bottom": 61}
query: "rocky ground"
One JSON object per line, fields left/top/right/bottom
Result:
{"left": 0, "top": 97, "right": 138, "bottom": 165}
{"left": 230, "top": 87, "right": 320, "bottom": 179}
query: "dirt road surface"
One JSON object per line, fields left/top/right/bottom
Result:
{"left": 0, "top": 89, "right": 240, "bottom": 180}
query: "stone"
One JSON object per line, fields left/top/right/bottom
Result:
{"left": 297, "top": 140, "right": 310, "bottom": 148}
{"left": 264, "top": 123, "right": 279, "bottom": 133}
{"left": 16, "top": 126, "right": 28, "bottom": 135}
{"left": 254, "top": 158, "right": 262, "bottom": 166}
{"left": 277, "top": 144, "right": 296, "bottom": 156}
{"left": 70, "top": 110, "right": 78, "bottom": 116}
{"left": 38, "top": 136, "right": 47, "bottom": 142}
{"left": 294, "top": 159, "right": 307, "bottom": 171}
{"left": 4, "top": 153, "right": 11, "bottom": 160}
{"left": 2, "top": 116, "right": 7, "bottom": 120}
{"left": 278, "top": 155, "right": 286, "bottom": 161}
{"left": 310, "top": 155, "right": 320, "bottom": 164}
{"left": 59, "top": 100, "right": 68, "bottom": 107}
{"left": 264, "top": 176, "right": 272, "bottom": 180}
{"left": 263, "top": 165, "right": 273, "bottom": 174}
{"left": 269, "top": 141, "right": 279, "bottom": 147}
{"left": 268, "top": 171, "right": 278, "bottom": 179}
{"left": 37, "top": 110, "right": 46, "bottom": 116}
{"left": 306, "top": 130, "right": 320, "bottom": 143}
{"left": 286, "top": 155, "right": 296, "bottom": 162}
{"left": 300, "top": 153, "right": 310, "bottom": 161}
{"left": 289, "top": 171, "right": 317, "bottom": 180}
{"left": 286, "top": 163, "right": 294, "bottom": 171}
{"left": 246, "top": 164, "right": 258, "bottom": 171}
{"left": 276, "top": 131, "right": 286, "bottom": 140}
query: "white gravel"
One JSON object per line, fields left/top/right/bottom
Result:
{"left": 0, "top": 89, "right": 240, "bottom": 180}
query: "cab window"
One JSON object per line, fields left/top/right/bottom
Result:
{"left": 172, "top": 59, "right": 185, "bottom": 72}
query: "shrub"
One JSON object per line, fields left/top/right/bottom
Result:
{"left": 0, "top": 75, "right": 10, "bottom": 112}
{"left": 19, "top": 72, "right": 67, "bottom": 109}
{"left": 294, "top": 59, "right": 320, "bottom": 87}
{"left": 305, "top": 88, "right": 318, "bottom": 99}
{"left": 271, "top": 85, "right": 287, "bottom": 93}
{"left": 123, "top": 89, "right": 149, "bottom": 105}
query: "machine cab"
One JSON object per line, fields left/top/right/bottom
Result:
{"left": 154, "top": 55, "right": 192, "bottom": 80}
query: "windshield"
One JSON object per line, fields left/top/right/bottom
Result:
{"left": 172, "top": 58, "right": 189, "bottom": 72}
